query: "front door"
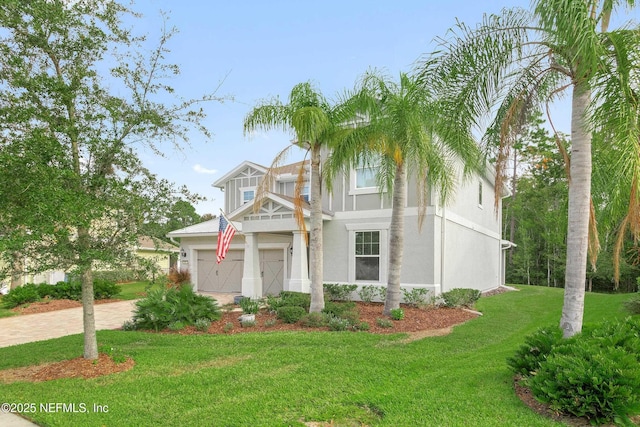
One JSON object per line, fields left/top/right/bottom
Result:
{"left": 261, "top": 249, "right": 284, "bottom": 296}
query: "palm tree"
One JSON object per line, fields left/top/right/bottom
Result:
{"left": 418, "top": 0, "right": 640, "bottom": 337}
{"left": 244, "top": 82, "right": 356, "bottom": 313}
{"left": 326, "top": 71, "right": 481, "bottom": 315}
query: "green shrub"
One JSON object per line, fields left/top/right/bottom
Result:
{"left": 132, "top": 285, "right": 221, "bottom": 331}
{"left": 279, "top": 291, "right": 311, "bottom": 310}
{"left": 168, "top": 321, "right": 185, "bottom": 331}
{"left": 376, "top": 286, "right": 387, "bottom": 301}
{"left": 529, "top": 340, "right": 640, "bottom": 425}
{"left": 121, "top": 320, "right": 137, "bottom": 331}
{"left": 441, "top": 288, "right": 481, "bottom": 308}
{"left": 36, "top": 284, "right": 57, "bottom": 299}
{"left": 358, "top": 321, "right": 370, "bottom": 331}
{"left": 93, "top": 279, "right": 122, "bottom": 299}
{"left": 322, "top": 301, "right": 359, "bottom": 324}
{"left": 323, "top": 283, "right": 357, "bottom": 301}
{"left": 506, "top": 325, "right": 564, "bottom": 376}
{"left": 357, "top": 285, "right": 377, "bottom": 303}
{"left": 264, "top": 295, "right": 283, "bottom": 312}
{"left": 376, "top": 318, "right": 393, "bottom": 328}
{"left": 239, "top": 297, "right": 260, "bottom": 314}
{"left": 44, "top": 281, "right": 82, "bottom": 300}
{"left": 93, "top": 269, "right": 144, "bottom": 283}
{"left": 277, "top": 306, "right": 306, "bottom": 324}
{"left": 390, "top": 308, "right": 404, "bottom": 320}
{"left": 624, "top": 295, "right": 640, "bottom": 315}
{"left": 512, "top": 318, "right": 640, "bottom": 425}
{"left": 327, "top": 315, "right": 351, "bottom": 331}
{"left": 3, "top": 284, "right": 41, "bottom": 308}
{"left": 263, "top": 319, "right": 277, "bottom": 328}
{"left": 194, "top": 318, "right": 211, "bottom": 332}
{"left": 223, "top": 322, "right": 234, "bottom": 333}
{"left": 300, "top": 312, "right": 327, "bottom": 328}
{"left": 401, "top": 287, "right": 430, "bottom": 307}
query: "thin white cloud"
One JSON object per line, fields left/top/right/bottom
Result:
{"left": 193, "top": 164, "right": 218, "bottom": 175}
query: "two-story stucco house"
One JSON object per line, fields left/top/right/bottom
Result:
{"left": 168, "top": 156, "right": 510, "bottom": 300}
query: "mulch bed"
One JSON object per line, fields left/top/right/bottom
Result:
{"left": 10, "top": 298, "right": 122, "bottom": 315}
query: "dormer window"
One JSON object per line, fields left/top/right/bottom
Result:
{"left": 240, "top": 187, "right": 256, "bottom": 204}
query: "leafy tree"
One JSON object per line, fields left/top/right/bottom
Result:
{"left": 0, "top": 0, "right": 220, "bottom": 358}
{"left": 503, "top": 113, "right": 569, "bottom": 287}
{"left": 244, "top": 82, "right": 357, "bottom": 313}
{"left": 419, "top": 0, "right": 640, "bottom": 337}
{"left": 143, "top": 200, "right": 202, "bottom": 241}
{"left": 326, "top": 71, "right": 481, "bottom": 315}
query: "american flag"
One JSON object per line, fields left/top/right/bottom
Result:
{"left": 216, "top": 213, "right": 237, "bottom": 264}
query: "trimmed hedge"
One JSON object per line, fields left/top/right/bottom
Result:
{"left": 3, "top": 280, "right": 121, "bottom": 308}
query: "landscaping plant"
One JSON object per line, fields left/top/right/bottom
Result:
{"left": 510, "top": 317, "right": 640, "bottom": 425}
{"left": 441, "top": 288, "right": 481, "bottom": 308}
{"left": 131, "top": 284, "right": 221, "bottom": 331}
{"left": 323, "top": 283, "right": 357, "bottom": 301}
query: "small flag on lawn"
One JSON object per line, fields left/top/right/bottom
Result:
{"left": 216, "top": 212, "right": 237, "bottom": 264}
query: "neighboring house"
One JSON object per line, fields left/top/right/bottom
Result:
{"left": 135, "top": 236, "right": 179, "bottom": 276}
{"left": 1, "top": 236, "right": 178, "bottom": 286}
{"left": 168, "top": 157, "right": 511, "bottom": 300}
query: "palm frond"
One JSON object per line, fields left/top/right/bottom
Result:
{"left": 252, "top": 144, "right": 297, "bottom": 214}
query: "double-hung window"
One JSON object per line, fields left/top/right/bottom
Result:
{"left": 355, "top": 231, "right": 380, "bottom": 281}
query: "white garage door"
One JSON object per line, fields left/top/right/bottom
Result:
{"left": 197, "top": 250, "right": 243, "bottom": 292}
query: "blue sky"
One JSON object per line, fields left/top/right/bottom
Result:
{"left": 126, "top": 1, "right": 636, "bottom": 216}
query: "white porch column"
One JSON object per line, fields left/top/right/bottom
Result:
{"left": 288, "top": 230, "right": 310, "bottom": 293}
{"left": 242, "top": 232, "right": 262, "bottom": 298}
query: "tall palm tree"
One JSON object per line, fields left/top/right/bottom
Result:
{"left": 418, "top": 0, "right": 640, "bottom": 337}
{"left": 244, "top": 82, "right": 356, "bottom": 313}
{"left": 326, "top": 71, "right": 481, "bottom": 315}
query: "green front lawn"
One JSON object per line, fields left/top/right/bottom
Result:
{"left": 0, "top": 286, "right": 636, "bottom": 426}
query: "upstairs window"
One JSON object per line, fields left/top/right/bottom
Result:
{"left": 240, "top": 187, "right": 256, "bottom": 204}
{"left": 478, "top": 181, "right": 483, "bottom": 207}
{"left": 301, "top": 185, "right": 310, "bottom": 202}
{"left": 355, "top": 163, "right": 377, "bottom": 189}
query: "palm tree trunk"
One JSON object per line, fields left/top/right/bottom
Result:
{"left": 560, "top": 84, "right": 592, "bottom": 338}
{"left": 308, "top": 145, "right": 324, "bottom": 313}
{"left": 383, "top": 162, "right": 406, "bottom": 315}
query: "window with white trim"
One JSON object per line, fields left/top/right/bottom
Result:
{"left": 301, "top": 185, "right": 310, "bottom": 202}
{"left": 240, "top": 186, "right": 256, "bottom": 204}
{"left": 355, "top": 231, "right": 380, "bottom": 281}
{"left": 349, "top": 157, "right": 384, "bottom": 195}
{"left": 355, "top": 164, "right": 377, "bottom": 189}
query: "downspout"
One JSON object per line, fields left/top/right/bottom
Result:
{"left": 440, "top": 204, "right": 446, "bottom": 295}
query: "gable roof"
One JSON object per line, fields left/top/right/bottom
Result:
{"left": 227, "top": 192, "right": 333, "bottom": 221}
{"left": 137, "top": 236, "right": 179, "bottom": 252}
{"left": 212, "top": 160, "right": 267, "bottom": 189}
{"left": 166, "top": 217, "right": 243, "bottom": 238}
